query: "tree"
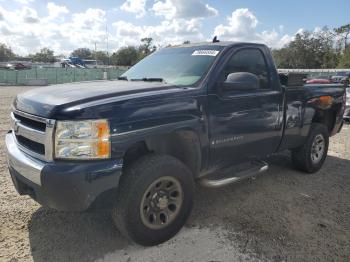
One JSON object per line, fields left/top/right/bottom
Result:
{"left": 71, "top": 48, "right": 93, "bottom": 59}
{"left": 31, "top": 48, "right": 55, "bottom": 63}
{"left": 272, "top": 28, "right": 340, "bottom": 69}
{"left": 138, "top": 37, "right": 156, "bottom": 60}
{"left": 183, "top": 40, "right": 191, "bottom": 44}
{"left": 0, "top": 43, "right": 15, "bottom": 61}
{"left": 338, "top": 47, "right": 350, "bottom": 68}
{"left": 273, "top": 33, "right": 318, "bottom": 68}
{"left": 272, "top": 48, "right": 293, "bottom": 68}
{"left": 92, "top": 51, "right": 109, "bottom": 65}
{"left": 110, "top": 46, "right": 139, "bottom": 66}
{"left": 334, "top": 24, "right": 350, "bottom": 49}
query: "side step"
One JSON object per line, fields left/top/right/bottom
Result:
{"left": 199, "top": 160, "right": 269, "bottom": 188}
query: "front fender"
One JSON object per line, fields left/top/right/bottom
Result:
{"left": 110, "top": 117, "right": 204, "bottom": 158}
{"left": 109, "top": 118, "right": 206, "bottom": 177}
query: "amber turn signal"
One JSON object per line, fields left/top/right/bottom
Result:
{"left": 308, "top": 96, "right": 333, "bottom": 109}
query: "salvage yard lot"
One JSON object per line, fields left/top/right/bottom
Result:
{"left": 0, "top": 86, "right": 350, "bottom": 262}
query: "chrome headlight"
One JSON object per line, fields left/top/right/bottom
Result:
{"left": 54, "top": 120, "right": 110, "bottom": 159}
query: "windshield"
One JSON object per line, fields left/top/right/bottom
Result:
{"left": 121, "top": 46, "right": 223, "bottom": 86}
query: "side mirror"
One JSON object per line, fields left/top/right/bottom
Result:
{"left": 222, "top": 72, "right": 260, "bottom": 91}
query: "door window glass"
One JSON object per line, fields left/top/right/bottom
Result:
{"left": 220, "top": 48, "right": 270, "bottom": 89}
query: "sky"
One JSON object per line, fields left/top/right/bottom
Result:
{"left": 0, "top": 0, "right": 349, "bottom": 55}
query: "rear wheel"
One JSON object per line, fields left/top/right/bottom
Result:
{"left": 112, "top": 154, "right": 194, "bottom": 246}
{"left": 291, "top": 123, "right": 329, "bottom": 173}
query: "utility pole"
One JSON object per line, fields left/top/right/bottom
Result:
{"left": 106, "top": 24, "right": 110, "bottom": 66}
{"left": 94, "top": 42, "right": 97, "bottom": 67}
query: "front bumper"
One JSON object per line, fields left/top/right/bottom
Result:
{"left": 6, "top": 132, "right": 123, "bottom": 211}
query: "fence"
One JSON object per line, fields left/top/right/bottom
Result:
{"left": 278, "top": 68, "right": 350, "bottom": 78}
{"left": 0, "top": 68, "right": 127, "bottom": 85}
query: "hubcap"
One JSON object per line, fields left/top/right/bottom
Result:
{"left": 311, "top": 134, "right": 325, "bottom": 164}
{"left": 140, "top": 176, "right": 183, "bottom": 230}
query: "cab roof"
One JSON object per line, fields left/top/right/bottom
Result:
{"left": 169, "top": 41, "right": 268, "bottom": 49}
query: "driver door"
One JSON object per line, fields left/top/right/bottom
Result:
{"left": 207, "top": 47, "right": 283, "bottom": 167}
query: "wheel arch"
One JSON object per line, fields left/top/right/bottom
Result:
{"left": 312, "top": 108, "right": 336, "bottom": 133}
{"left": 311, "top": 104, "right": 342, "bottom": 135}
{"left": 121, "top": 129, "right": 202, "bottom": 177}
{"left": 308, "top": 95, "right": 344, "bottom": 136}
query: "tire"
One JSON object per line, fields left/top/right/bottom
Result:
{"left": 291, "top": 123, "right": 329, "bottom": 173}
{"left": 112, "top": 154, "right": 194, "bottom": 246}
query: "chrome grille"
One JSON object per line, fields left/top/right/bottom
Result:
{"left": 10, "top": 110, "right": 55, "bottom": 162}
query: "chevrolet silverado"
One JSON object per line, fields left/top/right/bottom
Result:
{"left": 6, "top": 41, "right": 346, "bottom": 246}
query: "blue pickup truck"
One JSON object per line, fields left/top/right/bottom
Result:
{"left": 5, "top": 41, "right": 346, "bottom": 246}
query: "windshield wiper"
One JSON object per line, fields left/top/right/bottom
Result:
{"left": 117, "top": 76, "right": 128, "bottom": 80}
{"left": 130, "top": 77, "right": 165, "bottom": 83}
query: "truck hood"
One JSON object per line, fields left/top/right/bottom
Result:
{"left": 14, "top": 80, "right": 179, "bottom": 118}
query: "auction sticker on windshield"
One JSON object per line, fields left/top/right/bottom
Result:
{"left": 192, "top": 50, "right": 220, "bottom": 56}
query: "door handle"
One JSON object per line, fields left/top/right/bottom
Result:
{"left": 198, "top": 105, "right": 205, "bottom": 122}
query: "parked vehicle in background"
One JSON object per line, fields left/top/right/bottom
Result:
{"left": 60, "top": 57, "right": 86, "bottom": 68}
{"left": 331, "top": 71, "right": 350, "bottom": 83}
{"left": 306, "top": 77, "right": 332, "bottom": 84}
{"left": 5, "top": 63, "right": 31, "bottom": 70}
{"left": 344, "top": 87, "right": 350, "bottom": 122}
{"left": 84, "top": 59, "right": 104, "bottom": 68}
{"left": 340, "top": 75, "right": 350, "bottom": 86}
{"left": 60, "top": 58, "right": 103, "bottom": 68}
{"left": 5, "top": 41, "right": 346, "bottom": 246}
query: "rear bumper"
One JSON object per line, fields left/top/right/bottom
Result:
{"left": 6, "top": 132, "right": 123, "bottom": 211}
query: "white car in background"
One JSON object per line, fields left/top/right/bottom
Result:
{"left": 332, "top": 71, "right": 350, "bottom": 83}
{"left": 345, "top": 87, "right": 350, "bottom": 122}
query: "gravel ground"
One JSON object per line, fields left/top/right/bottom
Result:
{"left": 0, "top": 86, "right": 349, "bottom": 262}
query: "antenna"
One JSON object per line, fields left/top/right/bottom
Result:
{"left": 212, "top": 36, "right": 220, "bottom": 43}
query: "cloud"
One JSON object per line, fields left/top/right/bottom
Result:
{"left": 151, "top": 0, "right": 175, "bottom": 19}
{"left": 113, "top": 21, "right": 143, "bottom": 38}
{"left": 0, "top": 5, "right": 110, "bottom": 55}
{"left": 47, "top": 2, "right": 69, "bottom": 20}
{"left": 0, "top": 25, "right": 13, "bottom": 35}
{"left": 113, "top": 17, "right": 204, "bottom": 47}
{"left": 71, "top": 8, "right": 106, "bottom": 29}
{"left": 120, "top": 0, "right": 147, "bottom": 18}
{"left": 258, "top": 30, "right": 294, "bottom": 48}
{"left": 21, "top": 6, "right": 40, "bottom": 23}
{"left": 214, "top": 8, "right": 294, "bottom": 48}
{"left": 13, "top": 0, "right": 35, "bottom": 4}
{"left": 0, "top": 3, "right": 309, "bottom": 56}
{"left": 116, "top": 0, "right": 216, "bottom": 46}
{"left": 214, "top": 9, "right": 258, "bottom": 41}
{"left": 151, "top": 0, "right": 217, "bottom": 19}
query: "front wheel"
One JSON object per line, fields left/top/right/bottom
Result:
{"left": 291, "top": 123, "right": 329, "bottom": 173}
{"left": 112, "top": 154, "right": 194, "bottom": 246}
